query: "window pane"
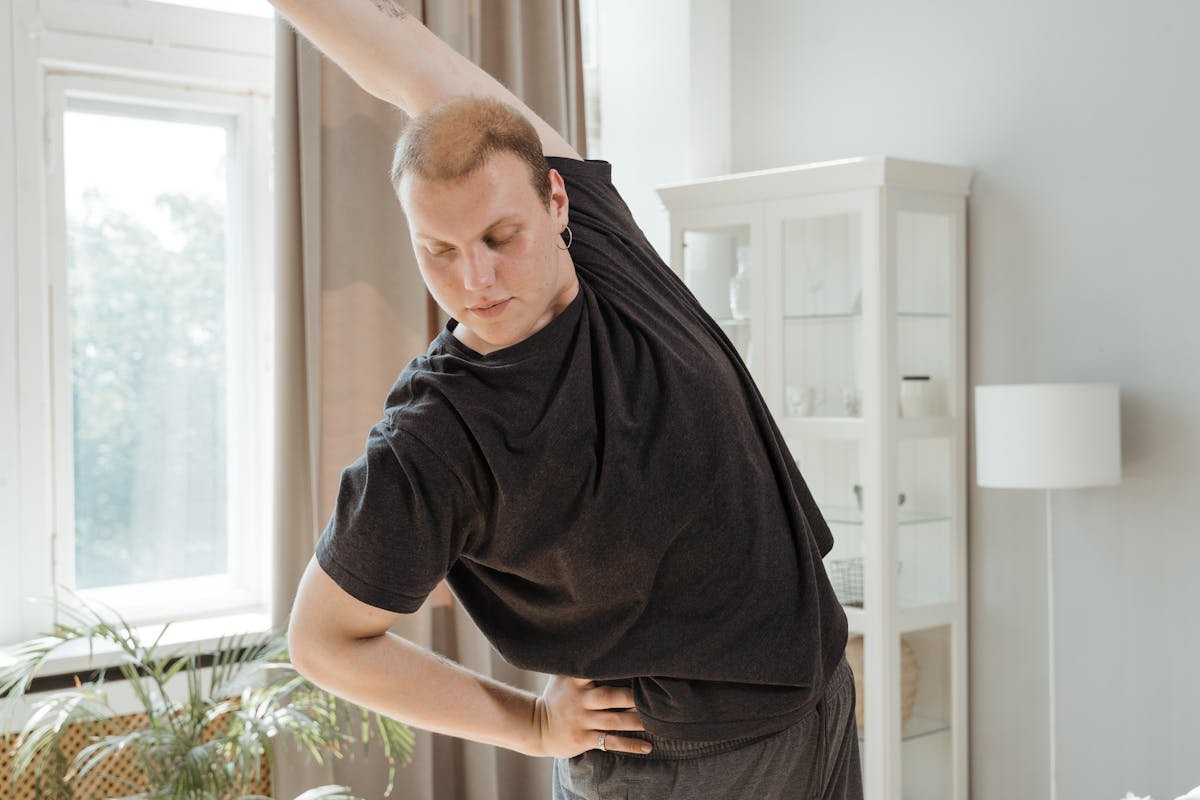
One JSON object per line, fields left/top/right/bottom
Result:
{"left": 578, "top": 0, "right": 602, "bottom": 158}
{"left": 64, "top": 106, "right": 231, "bottom": 590}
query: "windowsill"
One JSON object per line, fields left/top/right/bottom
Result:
{"left": 0, "top": 609, "right": 278, "bottom": 735}
{"left": 0, "top": 609, "right": 277, "bottom": 684}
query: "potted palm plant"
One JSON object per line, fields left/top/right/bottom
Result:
{"left": 1, "top": 591, "right": 413, "bottom": 800}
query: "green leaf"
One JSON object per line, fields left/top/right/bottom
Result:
{"left": 4, "top": 593, "right": 414, "bottom": 800}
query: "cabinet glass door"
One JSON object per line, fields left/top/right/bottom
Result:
{"left": 779, "top": 206, "right": 865, "bottom": 421}
{"left": 890, "top": 191, "right": 964, "bottom": 800}
{"left": 889, "top": 191, "right": 965, "bottom": 614}
{"left": 851, "top": 628, "right": 956, "bottom": 800}
{"left": 682, "top": 226, "right": 753, "bottom": 365}
{"left": 790, "top": 438, "right": 867, "bottom": 610}
{"left": 899, "top": 625, "right": 955, "bottom": 800}
{"left": 769, "top": 192, "right": 874, "bottom": 615}
{"left": 896, "top": 437, "right": 954, "bottom": 609}
{"left": 893, "top": 196, "right": 959, "bottom": 422}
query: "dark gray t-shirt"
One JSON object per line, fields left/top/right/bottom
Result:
{"left": 315, "top": 157, "right": 848, "bottom": 741}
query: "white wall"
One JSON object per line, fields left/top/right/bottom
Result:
{"left": 594, "top": 0, "right": 689, "bottom": 256}
{"left": 728, "top": 1, "right": 1200, "bottom": 799}
{"left": 594, "top": 0, "right": 731, "bottom": 258}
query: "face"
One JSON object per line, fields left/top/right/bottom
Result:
{"left": 399, "top": 152, "right": 577, "bottom": 355}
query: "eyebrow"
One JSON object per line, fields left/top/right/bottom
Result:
{"left": 415, "top": 217, "right": 522, "bottom": 246}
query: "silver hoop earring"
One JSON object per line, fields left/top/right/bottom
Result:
{"left": 557, "top": 225, "right": 573, "bottom": 251}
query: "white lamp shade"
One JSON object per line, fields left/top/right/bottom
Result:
{"left": 974, "top": 383, "right": 1122, "bottom": 489}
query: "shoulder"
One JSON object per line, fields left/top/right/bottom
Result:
{"left": 547, "top": 156, "right": 613, "bottom": 183}
{"left": 548, "top": 157, "right": 643, "bottom": 242}
{"left": 548, "top": 157, "right": 618, "bottom": 209}
{"left": 376, "top": 350, "right": 483, "bottom": 486}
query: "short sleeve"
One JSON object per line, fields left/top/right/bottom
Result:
{"left": 314, "top": 422, "right": 475, "bottom": 613}
{"left": 548, "top": 156, "right": 701, "bottom": 319}
{"left": 547, "top": 157, "right": 639, "bottom": 234}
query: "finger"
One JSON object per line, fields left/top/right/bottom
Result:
{"left": 594, "top": 710, "right": 644, "bottom": 732}
{"left": 569, "top": 677, "right": 595, "bottom": 688}
{"left": 582, "top": 685, "right": 637, "bottom": 710}
{"left": 596, "top": 733, "right": 653, "bottom": 755}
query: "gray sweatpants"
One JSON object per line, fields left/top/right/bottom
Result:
{"left": 552, "top": 658, "right": 862, "bottom": 800}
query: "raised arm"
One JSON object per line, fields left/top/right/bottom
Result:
{"left": 270, "top": 0, "right": 581, "bottom": 159}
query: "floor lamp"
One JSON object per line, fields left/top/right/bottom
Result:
{"left": 974, "top": 383, "right": 1122, "bottom": 800}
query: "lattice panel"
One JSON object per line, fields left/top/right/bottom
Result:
{"left": 2, "top": 705, "right": 272, "bottom": 800}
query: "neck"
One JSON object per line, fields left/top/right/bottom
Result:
{"left": 453, "top": 250, "right": 578, "bottom": 355}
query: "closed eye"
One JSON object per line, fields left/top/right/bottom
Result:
{"left": 485, "top": 224, "right": 521, "bottom": 249}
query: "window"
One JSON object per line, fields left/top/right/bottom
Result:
{"left": 65, "top": 101, "right": 233, "bottom": 591}
{"left": 2, "top": 0, "right": 274, "bottom": 645}
{"left": 49, "top": 79, "right": 272, "bottom": 622}
{"left": 578, "top": 0, "right": 602, "bottom": 159}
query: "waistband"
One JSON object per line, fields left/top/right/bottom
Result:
{"left": 609, "top": 657, "right": 853, "bottom": 761}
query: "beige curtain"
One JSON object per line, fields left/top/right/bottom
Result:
{"left": 270, "top": 2, "right": 586, "bottom": 799}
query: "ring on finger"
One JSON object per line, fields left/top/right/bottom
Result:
{"left": 597, "top": 732, "right": 607, "bottom": 751}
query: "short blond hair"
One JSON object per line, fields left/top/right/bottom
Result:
{"left": 390, "top": 96, "right": 551, "bottom": 207}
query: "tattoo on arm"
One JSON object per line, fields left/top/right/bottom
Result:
{"left": 370, "top": 0, "right": 410, "bottom": 19}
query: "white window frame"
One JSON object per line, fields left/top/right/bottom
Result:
{"left": 2, "top": 0, "right": 275, "bottom": 650}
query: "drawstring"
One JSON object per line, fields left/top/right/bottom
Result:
{"left": 811, "top": 694, "right": 827, "bottom": 799}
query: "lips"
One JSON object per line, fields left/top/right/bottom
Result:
{"left": 469, "top": 298, "right": 511, "bottom": 318}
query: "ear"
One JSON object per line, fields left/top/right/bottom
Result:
{"left": 547, "top": 168, "right": 570, "bottom": 228}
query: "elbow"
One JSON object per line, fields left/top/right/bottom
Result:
{"left": 285, "top": 554, "right": 399, "bottom": 682}
{"left": 286, "top": 617, "right": 325, "bottom": 681}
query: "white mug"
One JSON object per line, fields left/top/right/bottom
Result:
{"left": 900, "top": 375, "right": 934, "bottom": 418}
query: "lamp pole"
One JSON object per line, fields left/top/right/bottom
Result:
{"left": 1046, "top": 489, "right": 1057, "bottom": 800}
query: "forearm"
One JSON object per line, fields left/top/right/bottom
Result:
{"left": 269, "top": 0, "right": 579, "bottom": 158}
{"left": 293, "top": 629, "right": 545, "bottom": 757}
{"left": 271, "top": 0, "right": 442, "bottom": 112}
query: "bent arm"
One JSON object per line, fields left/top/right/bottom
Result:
{"left": 287, "top": 555, "right": 545, "bottom": 756}
{"left": 289, "top": 555, "right": 651, "bottom": 758}
{"left": 269, "top": 0, "right": 581, "bottom": 159}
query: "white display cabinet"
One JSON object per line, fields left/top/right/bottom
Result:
{"left": 658, "top": 157, "right": 971, "bottom": 800}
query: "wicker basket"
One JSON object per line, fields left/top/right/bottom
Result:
{"left": 828, "top": 557, "right": 906, "bottom": 609}
{"left": 844, "top": 635, "right": 920, "bottom": 735}
{"left": 828, "top": 557, "right": 865, "bottom": 607}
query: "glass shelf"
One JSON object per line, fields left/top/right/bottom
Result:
{"left": 820, "top": 505, "right": 952, "bottom": 527}
{"left": 859, "top": 715, "right": 951, "bottom": 746}
{"left": 785, "top": 312, "right": 861, "bottom": 321}
{"left": 786, "top": 414, "right": 959, "bottom": 432}
{"left": 783, "top": 311, "right": 952, "bottom": 321}
{"left": 903, "top": 715, "right": 952, "bottom": 742}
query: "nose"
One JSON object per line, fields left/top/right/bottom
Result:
{"left": 462, "top": 246, "right": 497, "bottom": 292}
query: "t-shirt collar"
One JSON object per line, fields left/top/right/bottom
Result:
{"left": 436, "top": 279, "right": 586, "bottom": 364}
